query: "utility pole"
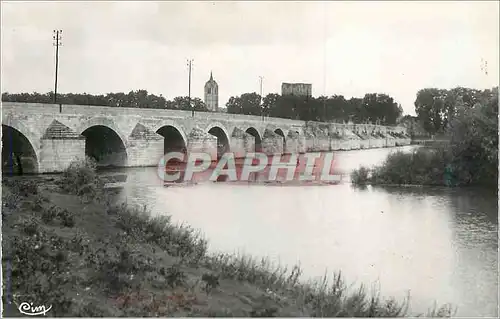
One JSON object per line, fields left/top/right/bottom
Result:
{"left": 53, "top": 29, "right": 62, "bottom": 104}
{"left": 187, "top": 59, "right": 194, "bottom": 117}
{"left": 259, "top": 76, "right": 264, "bottom": 120}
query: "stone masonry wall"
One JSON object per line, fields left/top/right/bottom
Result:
{"left": 39, "top": 139, "right": 86, "bottom": 173}
{"left": 1, "top": 102, "right": 411, "bottom": 173}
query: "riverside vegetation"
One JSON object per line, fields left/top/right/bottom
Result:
{"left": 351, "top": 88, "right": 498, "bottom": 188}
{"left": 2, "top": 158, "right": 455, "bottom": 317}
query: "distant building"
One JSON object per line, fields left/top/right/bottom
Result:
{"left": 281, "top": 83, "right": 312, "bottom": 97}
{"left": 204, "top": 72, "right": 219, "bottom": 111}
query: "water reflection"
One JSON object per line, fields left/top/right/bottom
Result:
{"left": 104, "top": 147, "right": 497, "bottom": 317}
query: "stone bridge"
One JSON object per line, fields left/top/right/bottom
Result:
{"left": 1, "top": 102, "right": 410, "bottom": 173}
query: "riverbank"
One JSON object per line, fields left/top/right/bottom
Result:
{"left": 350, "top": 146, "right": 497, "bottom": 188}
{"left": 2, "top": 159, "right": 454, "bottom": 317}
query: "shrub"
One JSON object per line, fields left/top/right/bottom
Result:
{"left": 21, "top": 217, "right": 39, "bottom": 236}
{"left": 351, "top": 166, "right": 370, "bottom": 185}
{"left": 165, "top": 264, "right": 187, "bottom": 288}
{"left": 112, "top": 204, "right": 208, "bottom": 264}
{"left": 31, "top": 194, "right": 45, "bottom": 212}
{"left": 41, "top": 205, "right": 59, "bottom": 224}
{"left": 59, "top": 157, "right": 104, "bottom": 199}
{"left": 58, "top": 209, "right": 75, "bottom": 228}
{"left": 6, "top": 228, "right": 75, "bottom": 316}
{"left": 3, "top": 192, "right": 21, "bottom": 209}
{"left": 9, "top": 180, "right": 39, "bottom": 197}
{"left": 201, "top": 273, "right": 220, "bottom": 293}
{"left": 250, "top": 305, "right": 279, "bottom": 317}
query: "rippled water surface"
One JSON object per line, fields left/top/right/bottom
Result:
{"left": 106, "top": 146, "right": 498, "bottom": 317}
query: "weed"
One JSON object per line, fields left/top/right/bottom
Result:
{"left": 71, "top": 300, "right": 112, "bottom": 317}
{"left": 41, "top": 205, "right": 59, "bottom": 224}
{"left": 17, "top": 180, "right": 39, "bottom": 197}
{"left": 21, "top": 217, "right": 39, "bottom": 236}
{"left": 201, "top": 273, "right": 220, "bottom": 293}
{"left": 6, "top": 227, "right": 75, "bottom": 316}
{"left": 250, "top": 304, "right": 279, "bottom": 317}
{"left": 58, "top": 209, "right": 75, "bottom": 228}
{"left": 201, "top": 307, "right": 237, "bottom": 317}
{"left": 165, "top": 264, "right": 187, "bottom": 288}
{"left": 31, "top": 194, "right": 45, "bottom": 212}
{"left": 3, "top": 192, "right": 20, "bottom": 209}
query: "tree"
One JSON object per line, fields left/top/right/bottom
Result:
{"left": 226, "top": 93, "right": 262, "bottom": 116}
{"left": 414, "top": 87, "right": 484, "bottom": 135}
{"left": 166, "top": 96, "right": 207, "bottom": 111}
{"left": 262, "top": 93, "right": 280, "bottom": 117}
{"left": 361, "top": 93, "right": 402, "bottom": 125}
{"left": 324, "top": 95, "right": 348, "bottom": 123}
{"left": 447, "top": 87, "right": 498, "bottom": 186}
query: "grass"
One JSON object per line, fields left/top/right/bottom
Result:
{"left": 2, "top": 158, "right": 456, "bottom": 317}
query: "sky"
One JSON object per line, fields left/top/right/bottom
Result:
{"left": 1, "top": 1, "right": 499, "bottom": 115}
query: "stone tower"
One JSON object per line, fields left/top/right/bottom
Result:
{"left": 204, "top": 72, "right": 218, "bottom": 111}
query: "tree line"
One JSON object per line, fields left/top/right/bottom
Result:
{"left": 352, "top": 87, "right": 498, "bottom": 188}
{"left": 409, "top": 86, "right": 498, "bottom": 186}
{"left": 1, "top": 90, "right": 209, "bottom": 112}
{"left": 226, "top": 92, "right": 403, "bottom": 125}
{"left": 2, "top": 90, "right": 405, "bottom": 126}
{"left": 412, "top": 87, "right": 498, "bottom": 135}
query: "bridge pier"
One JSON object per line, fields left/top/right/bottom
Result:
{"left": 127, "top": 138, "right": 164, "bottom": 167}
{"left": 330, "top": 137, "right": 342, "bottom": 151}
{"left": 230, "top": 128, "right": 255, "bottom": 158}
{"left": 386, "top": 135, "right": 396, "bottom": 147}
{"left": 126, "top": 123, "right": 165, "bottom": 167}
{"left": 359, "top": 136, "right": 370, "bottom": 149}
{"left": 39, "top": 138, "right": 85, "bottom": 173}
{"left": 187, "top": 127, "right": 217, "bottom": 161}
{"left": 261, "top": 129, "right": 284, "bottom": 155}
{"left": 37, "top": 120, "right": 86, "bottom": 173}
{"left": 285, "top": 131, "right": 300, "bottom": 154}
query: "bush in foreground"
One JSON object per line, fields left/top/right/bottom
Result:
{"left": 58, "top": 156, "right": 105, "bottom": 201}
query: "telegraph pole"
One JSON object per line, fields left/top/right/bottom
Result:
{"left": 187, "top": 59, "right": 194, "bottom": 117}
{"left": 259, "top": 76, "right": 264, "bottom": 120}
{"left": 53, "top": 29, "right": 63, "bottom": 104}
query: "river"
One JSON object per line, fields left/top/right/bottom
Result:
{"left": 104, "top": 145, "right": 497, "bottom": 317}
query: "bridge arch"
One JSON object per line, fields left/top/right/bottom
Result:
{"left": 205, "top": 122, "right": 231, "bottom": 158}
{"left": 274, "top": 128, "right": 286, "bottom": 152}
{"left": 2, "top": 124, "right": 39, "bottom": 174}
{"left": 155, "top": 122, "right": 188, "bottom": 155}
{"left": 245, "top": 127, "right": 262, "bottom": 152}
{"left": 77, "top": 118, "right": 128, "bottom": 167}
{"left": 2, "top": 117, "right": 40, "bottom": 152}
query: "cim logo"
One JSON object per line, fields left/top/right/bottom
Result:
{"left": 17, "top": 302, "right": 52, "bottom": 316}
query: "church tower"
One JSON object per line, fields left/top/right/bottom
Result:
{"left": 204, "top": 72, "right": 218, "bottom": 111}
